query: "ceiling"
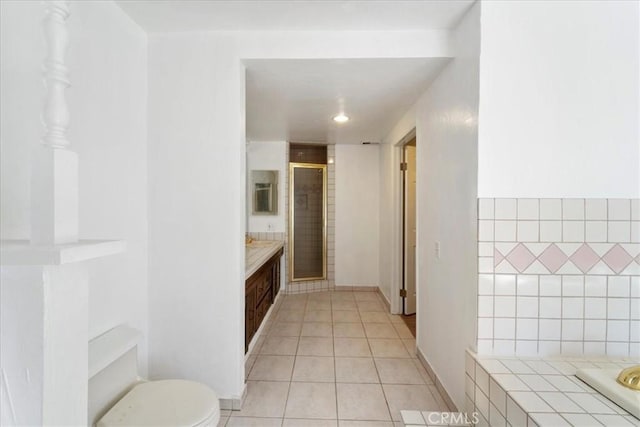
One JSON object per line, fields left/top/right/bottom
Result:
{"left": 245, "top": 58, "right": 449, "bottom": 144}
{"left": 116, "top": 1, "right": 475, "bottom": 33}
{"left": 115, "top": 1, "right": 471, "bottom": 145}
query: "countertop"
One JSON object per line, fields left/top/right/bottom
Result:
{"left": 245, "top": 240, "right": 284, "bottom": 279}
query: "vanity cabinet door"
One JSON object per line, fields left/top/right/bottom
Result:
{"left": 256, "top": 270, "right": 271, "bottom": 304}
{"left": 272, "top": 259, "right": 280, "bottom": 300}
{"left": 245, "top": 283, "right": 257, "bottom": 352}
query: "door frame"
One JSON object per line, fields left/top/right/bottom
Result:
{"left": 402, "top": 139, "right": 417, "bottom": 315}
{"left": 390, "top": 128, "right": 416, "bottom": 315}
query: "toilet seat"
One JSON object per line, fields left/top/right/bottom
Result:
{"left": 97, "top": 379, "right": 219, "bottom": 427}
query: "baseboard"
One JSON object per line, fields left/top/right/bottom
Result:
{"left": 416, "top": 347, "right": 458, "bottom": 413}
{"left": 219, "top": 382, "right": 247, "bottom": 410}
{"left": 377, "top": 287, "right": 391, "bottom": 311}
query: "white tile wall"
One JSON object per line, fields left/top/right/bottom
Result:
{"left": 477, "top": 198, "right": 640, "bottom": 357}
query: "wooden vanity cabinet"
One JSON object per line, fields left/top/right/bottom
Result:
{"left": 245, "top": 247, "right": 283, "bottom": 352}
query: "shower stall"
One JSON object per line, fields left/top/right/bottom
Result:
{"left": 289, "top": 144, "right": 327, "bottom": 282}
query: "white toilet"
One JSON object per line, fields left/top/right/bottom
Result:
{"left": 89, "top": 325, "right": 220, "bottom": 426}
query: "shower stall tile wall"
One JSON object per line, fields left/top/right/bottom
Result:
{"left": 476, "top": 198, "right": 640, "bottom": 358}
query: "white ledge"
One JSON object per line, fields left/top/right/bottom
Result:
{"left": 0, "top": 239, "right": 126, "bottom": 265}
{"left": 89, "top": 325, "right": 141, "bottom": 378}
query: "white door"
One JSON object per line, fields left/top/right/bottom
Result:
{"left": 403, "top": 144, "right": 417, "bottom": 315}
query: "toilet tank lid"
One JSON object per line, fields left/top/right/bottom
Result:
{"left": 97, "top": 380, "right": 219, "bottom": 427}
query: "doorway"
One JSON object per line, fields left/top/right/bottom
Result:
{"left": 402, "top": 137, "right": 417, "bottom": 316}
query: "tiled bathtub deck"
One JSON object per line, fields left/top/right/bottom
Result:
{"left": 465, "top": 351, "right": 639, "bottom": 426}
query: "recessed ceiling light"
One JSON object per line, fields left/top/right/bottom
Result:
{"left": 333, "top": 114, "right": 349, "bottom": 123}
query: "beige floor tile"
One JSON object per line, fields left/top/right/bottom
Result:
{"left": 336, "top": 383, "right": 391, "bottom": 421}
{"left": 382, "top": 384, "right": 440, "bottom": 421}
{"left": 287, "top": 294, "right": 309, "bottom": 302}
{"left": 333, "top": 322, "right": 366, "bottom": 338}
{"left": 250, "top": 335, "right": 267, "bottom": 354}
{"left": 308, "top": 292, "right": 332, "bottom": 301}
{"left": 277, "top": 310, "right": 305, "bottom": 322}
{"left": 353, "top": 292, "right": 381, "bottom": 302}
{"left": 401, "top": 339, "right": 417, "bottom": 357}
{"left": 280, "top": 300, "right": 305, "bottom": 310}
{"left": 357, "top": 301, "right": 385, "bottom": 312}
{"left": 260, "top": 336, "right": 299, "bottom": 355}
{"left": 335, "top": 357, "right": 379, "bottom": 383}
{"left": 237, "top": 381, "right": 290, "bottom": 417}
{"left": 332, "top": 310, "right": 361, "bottom": 323}
{"left": 301, "top": 322, "right": 333, "bottom": 337}
{"left": 269, "top": 322, "right": 302, "bottom": 337}
{"left": 360, "top": 311, "right": 391, "bottom": 323}
{"left": 307, "top": 301, "right": 332, "bottom": 311}
{"left": 226, "top": 417, "right": 283, "bottom": 426}
{"left": 368, "top": 339, "right": 411, "bottom": 358}
{"left": 392, "top": 323, "right": 414, "bottom": 339}
{"left": 364, "top": 323, "right": 399, "bottom": 339}
{"left": 248, "top": 355, "right": 294, "bottom": 381}
{"left": 411, "top": 359, "right": 434, "bottom": 384}
{"left": 387, "top": 314, "right": 405, "bottom": 324}
{"left": 285, "top": 382, "right": 337, "bottom": 419}
{"left": 283, "top": 420, "right": 338, "bottom": 427}
{"left": 428, "top": 384, "right": 451, "bottom": 411}
{"left": 338, "top": 422, "right": 394, "bottom": 427}
{"left": 334, "top": 338, "right": 372, "bottom": 357}
{"left": 293, "top": 356, "right": 336, "bottom": 382}
{"left": 217, "top": 416, "right": 229, "bottom": 427}
{"left": 332, "top": 300, "right": 358, "bottom": 310}
{"left": 304, "top": 310, "right": 332, "bottom": 322}
{"left": 297, "top": 337, "right": 334, "bottom": 356}
{"left": 331, "top": 292, "right": 355, "bottom": 301}
{"left": 375, "top": 358, "right": 425, "bottom": 384}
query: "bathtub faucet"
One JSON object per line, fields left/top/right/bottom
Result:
{"left": 617, "top": 365, "right": 640, "bottom": 390}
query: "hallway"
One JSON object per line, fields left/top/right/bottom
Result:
{"left": 219, "top": 290, "right": 449, "bottom": 426}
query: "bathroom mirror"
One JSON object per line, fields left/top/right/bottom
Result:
{"left": 252, "top": 170, "right": 278, "bottom": 215}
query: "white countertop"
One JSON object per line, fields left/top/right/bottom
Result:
{"left": 245, "top": 240, "right": 284, "bottom": 279}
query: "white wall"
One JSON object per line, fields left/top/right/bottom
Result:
{"left": 147, "top": 33, "right": 246, "bottom": 401}
{"left": 415, "top": 1, "right": 480, "bottom": 411}
{"left": 247, "top": 141, "right": 287, "bottom": 233}
{"left": 380, "top": 2, "right": 480, "bottom": 409}
{"left": 146, "top": 29, "right": 451, "bottom": 401}
{"left": 0, "top": 0, "right": 149, "bottom": 372}
{"left": 335, "top": 145, "right": 380, "bottom": 286}
{"left": 478, "top": 0, "right": 640, "bottom": 198}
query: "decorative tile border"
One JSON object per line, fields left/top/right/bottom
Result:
{"left": 479, "top": 198, "right": 640, "bottom": 276}
{"left": 477, "top": 199, "right": 640, "bottom": 358}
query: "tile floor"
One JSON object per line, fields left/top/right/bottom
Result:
{"left": 218, "top": 290, "right": 450, "bottom": 427}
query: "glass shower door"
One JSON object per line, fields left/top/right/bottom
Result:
{"left": 289, "top": 163, "right": 327, "bottom": 281}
